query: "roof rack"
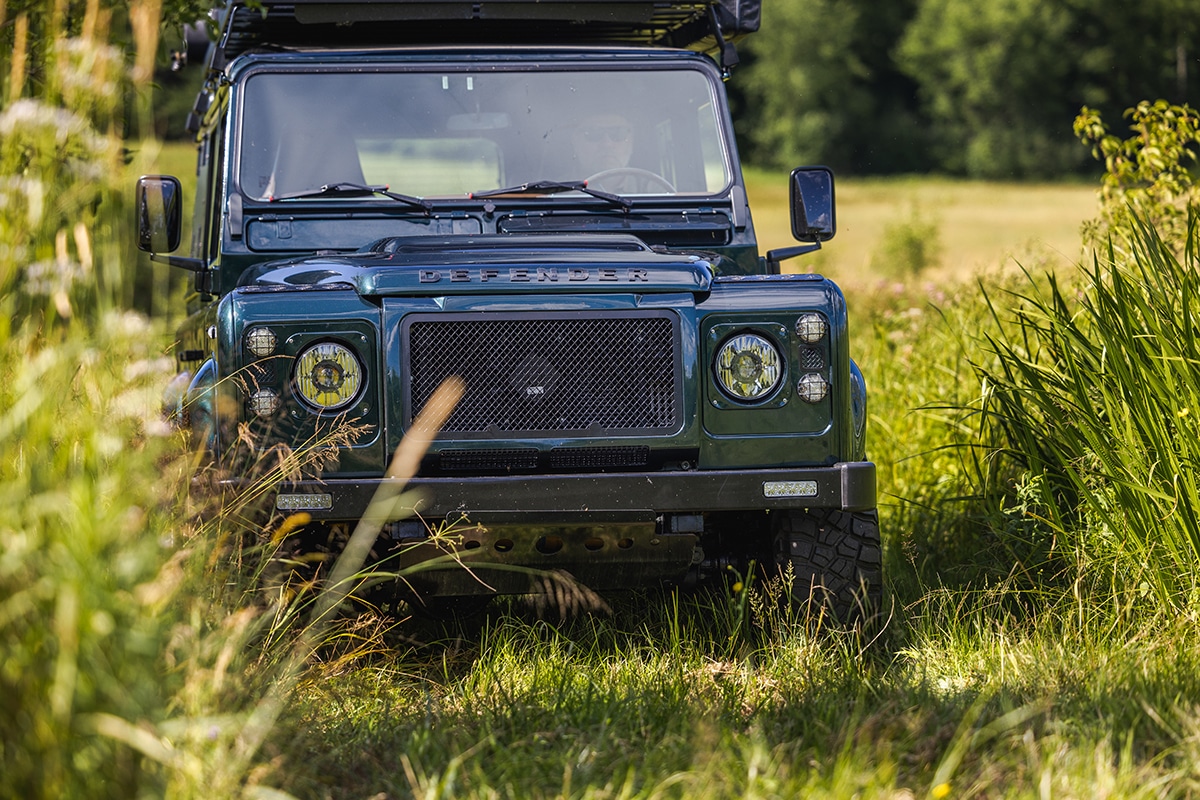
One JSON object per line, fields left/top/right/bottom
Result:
{"left": 206, "top": 0, "right": 760, "bottom": 67}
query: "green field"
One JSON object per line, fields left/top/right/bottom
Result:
{"left": 744, "top": 168, "right": 1098, "bottom": 286}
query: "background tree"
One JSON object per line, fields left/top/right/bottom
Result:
{"left": 733, "top": 0, "right": 929, "bottom": 174}
{"left": 897, "top": 0, "right": 1200, "bottom": 178}
{"left": 731, "top": 0, "right": 1200, "bottom": 177}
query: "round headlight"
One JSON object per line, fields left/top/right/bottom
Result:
{"left": 795, "top": 313, "right": 828, "bottom": 343}
{"left": 715, "top": 333, "right": 782, "bottom": 401}
{"left": 797, "top": 372, "right": 829, "bottom": 404}
{"left": 294, "top": 341, "right": 363, "bottom": 411}
{"left": 245, "top": 326, "right": 278, "bottom": 357}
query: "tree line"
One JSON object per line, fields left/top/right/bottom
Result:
{"left": 731, "top": 0, "right": 1200, "bottom": 177}
{"left": 4, "top": 0, "right": 1195, "bottom": 179}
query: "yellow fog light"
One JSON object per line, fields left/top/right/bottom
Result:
{"left": 715, "top": 333, "right": 782, "bottom": 401}
{"left": 294, "top": 341, "right": 363, "bottom": 411}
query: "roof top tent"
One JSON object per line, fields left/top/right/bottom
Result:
{"left": 187, "top": 0, "right": 762, "bottom": 132}
{"left": 202, "top": 0, "right": 761, "bottom": 64}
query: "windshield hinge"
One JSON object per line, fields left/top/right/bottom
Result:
{"left": 708, "top": 4, "right": 740, "bottom": 79}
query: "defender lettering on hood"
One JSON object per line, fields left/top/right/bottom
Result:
{"left": 417, "top": 267, "right": 652, "bottom": 284}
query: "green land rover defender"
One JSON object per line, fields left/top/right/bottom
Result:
{"left": 137, "top": 0, "right": 881, "bottom": 622}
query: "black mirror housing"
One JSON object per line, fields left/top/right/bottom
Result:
{"left": 789, "top": 166, "right": 836, "bottom": 243}
{"left": 136, "top": 175, "right": 183, "bottom": 253}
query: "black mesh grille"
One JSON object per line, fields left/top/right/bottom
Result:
{"left": 407, "top": 313, "right": 679, "bottom": 435}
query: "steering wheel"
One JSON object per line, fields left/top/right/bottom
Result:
{"left": 586, "top": 168, "right": 676, "bottom": 194}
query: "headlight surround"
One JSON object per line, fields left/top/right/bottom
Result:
{"left": 715, "top": 332, "right": 783, "bottom": 402}
{"left": 293, "top": 341, "right": 363, "bottom": 411}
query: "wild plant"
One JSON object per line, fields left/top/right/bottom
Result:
{"left": 1075, "top": 100, "right": 1200, "bottom": 255}
{"left": 971, "top": 213, "right": 1200, "bottom": 613}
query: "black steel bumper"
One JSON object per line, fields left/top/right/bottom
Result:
{"left": 265, "top": 461, "right": 876, "bottom": 521}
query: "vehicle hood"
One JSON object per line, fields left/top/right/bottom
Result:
{"left": 235, "top": 234, "right": 714, "bottom": 296}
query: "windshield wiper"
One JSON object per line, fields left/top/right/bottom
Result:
{"left": 269, "top": 182, "right": 432, "bottom": 212}
{"left": 470, "top": 180, "right": 633, "bottom": 210}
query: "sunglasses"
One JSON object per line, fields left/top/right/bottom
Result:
{"left": 580, "top": 125, "right": 632, "bottom": 143}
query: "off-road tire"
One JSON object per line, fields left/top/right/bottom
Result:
{"left": 772, "top": 508, "right": 882, "bottom": 626}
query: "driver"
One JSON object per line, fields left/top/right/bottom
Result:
{"left": 571, "top": 112, "right": 635, "bottom": 176}
{"left": 570, "top": 112, "right": 642, "bottom": 192}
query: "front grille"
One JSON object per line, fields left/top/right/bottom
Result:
{"left": 406, "top": 311, "right": 680, "bottom": 436}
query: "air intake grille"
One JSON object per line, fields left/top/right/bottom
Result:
{"left": 407, "top": 312, "right": 680, "bottom": 435}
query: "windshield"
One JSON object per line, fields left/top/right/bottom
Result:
{"left": 238, "top": 67, "right": 732, "bottom": 201}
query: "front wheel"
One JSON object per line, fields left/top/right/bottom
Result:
{"left": 772, "top": 508, "right": 882, "bottom": 626}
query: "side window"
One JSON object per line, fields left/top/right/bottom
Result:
{"left": 191, "top": 135, "right": 212, "bottom": 258}
{"left": 206, "top": 124, "right": 226, "bottom": 261}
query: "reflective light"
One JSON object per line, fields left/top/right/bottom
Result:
{"left": 248, "top": 389, "right": 281, "bottom": 417}
{"left": 245, "top": 326, "right": 278, "bottom": 357}
{"left": 294, "top": 341, "right": 363, "bottom": 411}
{"left": 715, "top": 333, "right": 782, "bottom": 401}
{"left": 796, "top": 372, "right": 829, "bottom": 404}
{"left": 795, "top": 313, "right": 828, "bottom": 343}
{"left": 276, "top": 493, "right": 333, "bottom": 511}
{"left": 763, "top": 480, "right": 818, "bottom": 498}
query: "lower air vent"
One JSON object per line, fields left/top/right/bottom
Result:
{"left": 439, "top": 449, "right": 539, "bottom": 472}
{"left": 549, "top": 446, "right": 650, "bottom": 470}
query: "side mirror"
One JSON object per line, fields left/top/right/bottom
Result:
{"left": 136, "top": 175, "right": 182, "bottom": 253}
{"left": 790, "top": 166, "right": 836, "bottom": 243}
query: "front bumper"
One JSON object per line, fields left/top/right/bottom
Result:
{"left": 267, "top": 461, "right": 876, "bottom": 522}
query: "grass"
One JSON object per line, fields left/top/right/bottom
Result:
{"left": 260, "top": 589, "right": 1200, "bottom": 798}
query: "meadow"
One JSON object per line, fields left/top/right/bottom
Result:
{"left": 9, "top": 58, "right": 1200, "bottom": 799}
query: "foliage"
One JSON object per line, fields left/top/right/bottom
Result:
{"left": 969, "top": 214, "right": 1200, "bottom": 613}
{"left": 0, "top": 28, "right": 125, "bottom": 319}
{"left": 896, "top": 0, "right": 1092, "bottom": 178}
{"left": 0, "top": 4, "right": 298, "bottom": 797}
{"left": 0, "top": 311, "right": 186, "bottom": 799}
{"left": 729, "top": 0, "right": 1200, "bottom": 176}
{"left": 734, "top": 0, "right": 929, "bottom": 175}
{"left": 1075, "top": 99, "right": 1200, "bottom": 251}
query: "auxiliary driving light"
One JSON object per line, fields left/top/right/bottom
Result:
{"left": 796, "top": 372, "right": 829, "bottom": 404}
{"left": 715, "top": 333, "right": 782, "bottom": 401}
{"left": 294, "top": 341, "right": 363, "bottom": 411}
{"left": 245, "top": 326, "right": 278, "bottom": 357}
{"left": 248, "top": 388, "right": 281, "bottom": 417}
{"left": 794, "top": 313, "right": 828, "bottom": 343}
